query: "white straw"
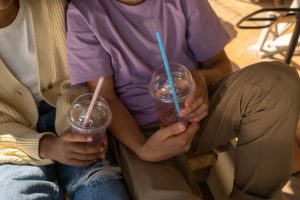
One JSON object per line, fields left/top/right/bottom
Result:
{"left": 82, "top": 77, "right": 104, "bottom": 128}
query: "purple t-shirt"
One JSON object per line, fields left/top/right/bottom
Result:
{"left": 67, "top": 0, "right": 230, "bottom": 126}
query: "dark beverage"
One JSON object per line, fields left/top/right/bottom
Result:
{"left": 149, "top": 63, "right": 195, "bottom": 127}
{"left": 68, "top": 93, "right": 112, "bottom": 145}
{"left": 156, "top": 102, "right": 188, "bottom": 127}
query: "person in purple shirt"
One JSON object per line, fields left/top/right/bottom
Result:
{"left": 67, "top": 0, "right": 300, "bottom": 199}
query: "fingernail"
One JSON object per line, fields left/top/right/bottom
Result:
{"left": 178, "top": 123, "right": 186, "bottom": 131}
{"left": 87, "top": 136, "right": 93, "bottom": 142}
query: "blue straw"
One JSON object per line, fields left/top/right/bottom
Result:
{"left": 155, "top": 31, "right": 183, "bottom": 123}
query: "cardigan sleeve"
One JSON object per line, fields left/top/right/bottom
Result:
{"left": 55, "top": 80, "right": 89, "bottom": 135}
{"left": 0, "top": 101, "right": 55, "bottom": 166}
{"left": 0, "top": 82, "right": 88, "bottom": 166}
{"left": 0, "top": 0, "right": 70, "bottom": 166}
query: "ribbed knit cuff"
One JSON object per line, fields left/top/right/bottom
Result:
{"left": 27, "top": 132, "right": 56, "bottom": 162}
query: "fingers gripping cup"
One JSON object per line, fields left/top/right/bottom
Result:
{"left": 68, "top": 93, "right": 112, "bottom": 145}
{"left": 149, "top": 63, "right": 196, "bottom": 127}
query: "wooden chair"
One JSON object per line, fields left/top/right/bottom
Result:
{"left": 250, "top": 0, "right": 285, "bottom": 7}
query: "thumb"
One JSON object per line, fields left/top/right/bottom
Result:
{"left": 160, "top": 122, "right": 186, "bottom": 140}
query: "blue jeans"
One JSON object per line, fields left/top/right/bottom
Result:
{"left": 0, "top": 101, "right": 130, "bottom": 200}
{"left": 58, "top": 158, "right": 130, "bottom": 200}
{"left": 0, "top": 164, "right": 64, "bottom": 200}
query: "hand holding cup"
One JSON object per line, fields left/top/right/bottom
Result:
{"left": 180, "top": 70, "right": 209, "bottom": 122}
{"left": 149, "top": 63, "right": 196, "bottom": 127}
{"left": 137, "top": 121, "right": 200, "bottom": 162}
{"left": 40, "top": 131, "right": 107, "bottom": 167}
{"left": 67, "top": 93, "right": 112, "bottom": 163}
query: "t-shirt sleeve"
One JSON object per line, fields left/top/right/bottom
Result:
{"left": 183, "top": 0, "right": 230, "bottom": 62}
{"left": 67, "top": 3, "right": 113, "bottom": 85}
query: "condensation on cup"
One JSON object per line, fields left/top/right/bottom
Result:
{"left": 67, "top": 93, "right": 112, "bottom": 145}
{"left": 149, "top": 63, "right": 195, "bottom": 127}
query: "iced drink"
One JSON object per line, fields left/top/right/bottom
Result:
{"left": 149, "top": 63, "right": 195, "bottom": 127}
{"left": 67, "top": 93, "right": 112, "bottom": 145}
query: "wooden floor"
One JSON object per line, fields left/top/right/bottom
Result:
{"left": 210, "top": 0, "right": 300, "bottom": 72}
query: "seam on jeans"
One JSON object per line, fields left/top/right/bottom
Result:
{"left": 55, "top": 183, "right": 64, "bottom": 200}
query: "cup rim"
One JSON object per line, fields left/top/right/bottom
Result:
{"left": 149, "top": 63, "right": 196, "bottom": 103}
{"left": 67, "top": 93, "right": 112, "bottom": 132}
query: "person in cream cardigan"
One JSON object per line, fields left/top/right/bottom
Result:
{"left": 0, "top": 0, "right": 129, "bottom": 199}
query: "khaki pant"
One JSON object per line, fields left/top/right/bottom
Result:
{"left": 117, "top": 62, "right": 300, "bottom": 200}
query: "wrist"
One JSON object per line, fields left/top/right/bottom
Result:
{"left": 136, "top": 143, "right": 162, "bottom": 162}
{"left": 39, "top": 134, "right": 56, "bottom": 159}
{"left": 191, "top": 69, "right": 208, "bottom": 87}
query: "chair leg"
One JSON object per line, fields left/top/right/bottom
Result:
{"left": 284, "top": 14, "right": 300, "bottom": 64}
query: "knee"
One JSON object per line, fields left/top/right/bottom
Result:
{"left": 267, "top": 61, "right": 299, "bottom": 85}
{"left": 269, "top": 62, "right": 300, "bottom": 103}
{"left": 236, "top": 61, "right": 300, "bottom": 117}
{"left": 245, "top": 61, "right": 300, "bottom": 96}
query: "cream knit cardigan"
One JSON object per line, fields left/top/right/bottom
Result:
{"left": 0, "top": 0, "right": 87, "bottom": 166}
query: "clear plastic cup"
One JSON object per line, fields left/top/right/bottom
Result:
{"left": 149, "top": 63, "right": 195, "bottom": 127}
{"left": 67, "top": 93, "right": 112, "bottom": 145}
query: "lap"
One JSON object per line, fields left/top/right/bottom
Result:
{"left": 0, "top": 164, "right": 63, "bottom": 200}
{"left": 116, "top": 142, "right": 201, "bottom": 200}
{"left": 57, "top": 150, "right": 130, "bottom": 200}
{"left": 73, "top": 178, "right": 130, "bottom": 200}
